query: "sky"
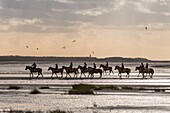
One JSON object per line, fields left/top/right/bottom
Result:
{"left": 0, "top": 0, "right": 170, "bottom": 60}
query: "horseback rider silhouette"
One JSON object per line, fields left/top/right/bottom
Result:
{"left": 106, "top": 62, "right": 109, "bottom": 67}
{"left": 69, "top": 62, "right": 73, "bottom": 68}
{"left": 145, "top": 63, "right": 149, "bottom": 68}
{"left": 55, "top": 64, "right": 58, "bottom": 69}
{"left": 32, "top": 62, "right": 37, "bottom": 71}
{"left": 84, "top": 62, "right": 87, "bottom": 69}
{"left": 140, "top": 63, "right": 144, "bottom": 68}
{"left": 121, "top": 63, "right": 124, "bottom": 71}
{"left": 93, "top": 63, "right": 96, "bottom": 69}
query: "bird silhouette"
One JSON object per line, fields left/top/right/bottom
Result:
{"left": 62, "top": 46, "right": 66, "bottom": 49}
{"left": 92, "top": 51, "right": 95, "bottom": 54}
{"left": 72, "top": 40, "right": 76, "bottom": 42}
{"left": 145, "top": 27, "right": 147, "bottom": 30}
{"left": 36, "top": 48, "right": 39, "bottom": 50}
{"left": 26, "top": 46, "right": 29, "bottom": 48}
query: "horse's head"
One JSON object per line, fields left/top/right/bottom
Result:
{"left": 78, "top": 65, "right": 81, "bottom": 69}
{"left": 48, "top": 67, "right": 52, "bottom": 71}
{"left": 25, "top": 66, "right": 31, "bottom": 70}
{"left": 99, "top": 64, "right": 103, "bottom": 68}
{"left": 135, "top": 66, "right": 139, "bottom": 71}
{"left": 62, "top": 66, "right": 67, "bottom": 70}
{"left": 114, "top": 65, "right": 119, "bottom": 70}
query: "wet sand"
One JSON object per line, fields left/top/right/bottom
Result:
{"left": 0, "top": 74, "right": 170, "bottom": 113}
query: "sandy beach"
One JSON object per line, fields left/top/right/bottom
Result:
{"left": 0, "top": 73, "right": 170, "bottom": 113}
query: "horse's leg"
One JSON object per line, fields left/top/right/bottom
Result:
{"left": 99, "top": 72, "right": 102, "bottom": 78}
{"left": 137, "top": 72, "right": 140, "bottom": 77}
{"left": 83, "top": 73, "right": 86, "bottom": 78}
{"left": 142, "top": 73, "right": 145, "bottom": 79}
{"left": 51, "top": 72, "right": 54, "bottom": 78}
{"left": 119, "top": 73, "right": 122, "bottom": 79}
{"left": 29, "top": 72, "right": 32, "bottom": 78}
{"left": 41, "top": 72, "right": 43, "bottom": 77}
{"left": 37, "top": 72, "right": 39, "bottom": 78}
{"left": 55, "top": 73, "right": 58, "bottom": 78}
{"left": 127, "top": 73, "right": 130, "bottom": 78}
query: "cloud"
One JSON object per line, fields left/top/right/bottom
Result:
{"left": 134, "top": 2, "right": 156, "bottom": 14}
{"left": 0, "top": 0, "right": 170, "bottom": 33}
{"left": 74, "top": 7, "right": 110, "bottom": 16}
{"left": 3, "top": 18, "right": 43, "bottom": 26}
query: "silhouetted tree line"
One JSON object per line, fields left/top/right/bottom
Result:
{"left": 0, "top": 56, "right": 152, "bottom": 62}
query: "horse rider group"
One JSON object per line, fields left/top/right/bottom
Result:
{"left": 31, "top": 62, "right": 149, "bottom": 72}
{"left": 31, "top": 62, "right": 110, "bottom": 71}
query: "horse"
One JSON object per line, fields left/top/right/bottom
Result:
{"left": 48, "top": 67, "right": 63, "bottom": 78}
{"left": 142, "top": 68, "right": 154, "bottom": 79}
{"left": 77, "top": 65, "right": 91, "bottom": 78}
{"left": 135, "top": 66, "right": 154, "bottom": 79}
{"left": 25, "top": 66, "right": 43, "bottom": 78}
{"left": 114, "top": 65, "right": 131, "bottom": 79}
{"left": 100, "top": 64, "right": 114, "bottom": 75}
{"left": 62, "top": 66, "right": 79, "bottom": 78}
{"left": 87, "top": 67, "right": 103, "bottom": 78}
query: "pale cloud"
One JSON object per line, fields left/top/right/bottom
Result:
{"left": 51, "top": 0, "right": 76, "bottom": 4}
{"left": 161, "top": 12, "right": 170, "bottom": 16}
{"left": 74, "top": 7, "right": 110, "bottom": 16}
{"left": 0, "top": 25, "right": 9, "bottom": 31}
{"left": 113, "top": 0, "right": 127, "bottom": 10}
{"left": 4, "top": 18, "right": 43, "bottom": 26}
{"left": 134, "top": 2, "right": 156, "bottom": 14}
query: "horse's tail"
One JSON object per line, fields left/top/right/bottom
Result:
{"left": 128, "top": 69, "right": 131, "bottom": 74}
{"left": 151, "top": 69, "right": 154, "bottom": 74}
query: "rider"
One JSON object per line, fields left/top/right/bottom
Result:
{"left": 69, "top": 62, "right": 73, "bottom": 68}
{"left": 140, "top": 63, "right": 144, "bottom": 68}
{"left": 84, "top": 62, "right": 87, "bottom": 69}
{"left": 145, "top": 63, "right": 149, "bottom": 68}
{"left": 55, "top": 64, "right": 58, "bottom": 69}
{"left": 32, "top": 62, "right": 37, "bottom": 71}
{"left": 93, "top": 63, "right": 96, "bottom": 69}
{"left": 121, "top": 63, "right": 124, "bottom": 71}
{"left": 106, "top": 62, "right": 109, "bottom": 67}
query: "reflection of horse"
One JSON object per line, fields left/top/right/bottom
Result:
{"left": 48, "top": 67, "right": 63, "bottom": 78}
{"left": 100, "top": 64, "right": 114, "bottom": 75}
{"left": 62, "top": 66, "right": 79, "bottom": 78}
{"left": 78, "top": 65, "right": 91, "bottom": 78}
{"left": 135, "top": 66, "right": 154, "bottom": 78}
{"left": 114, "top": 65, "right": 131, "bottom": 79}
{"left": 88, "top": 67, "right": 103, "bottom": 78}
{"left": 25, "top": 66, "right": 43, "bottom": 78}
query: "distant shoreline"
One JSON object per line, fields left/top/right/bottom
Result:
{"left": 0, "top": 55, "right": 169, "bottom": 62}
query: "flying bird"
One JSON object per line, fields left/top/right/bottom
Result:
{"left": 36, "top": 48, "right": 39, "bottom": 50}
{"left": 62, "top": 46, "right": 66, "bottom": 49}
{"left": 145, "top": 27, "right": 147, "bottom": 30}
{"left": 26, "top": 46, "right": 29, "bottom": 48}
{"left": 92, "top": 51, "right": 95, "bottom": 54}
{"left": 72, "top": 40, "right": 76, "bottom": 42}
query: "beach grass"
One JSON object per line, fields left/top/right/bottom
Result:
{"left": 8, "top": 85, "right": 21, "bottom": 90}
{"left": 69, "top": 84, "right": 95, "bottom": 95}
{"left": 30, "top": 88, "right": 41, "bottom": 94}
